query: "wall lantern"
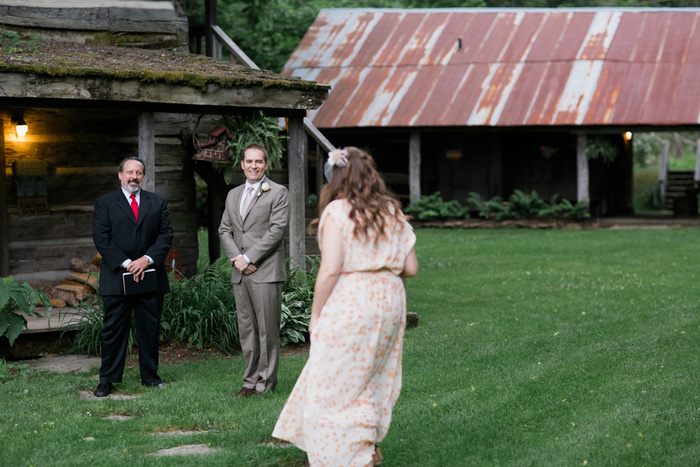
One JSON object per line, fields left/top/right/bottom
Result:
{"left": 14, "top": 114, "right": 28, "bottom": 138}
{"left": 624, "top": 131, "right": 632, "bottom": 142}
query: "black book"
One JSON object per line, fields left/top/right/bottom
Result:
{"left": 122, "top": 269, "right": 157, "bottom": 295}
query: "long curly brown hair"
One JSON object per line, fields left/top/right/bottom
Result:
{"left": 314, "top": 147, "right": 405, "bottom": 242}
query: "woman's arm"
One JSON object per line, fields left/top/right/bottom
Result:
{"left": 309, "top": 216, "right": 343, "bottom": 334}
{"left": 400, "top": 247, "right": 418, "bottom": 278}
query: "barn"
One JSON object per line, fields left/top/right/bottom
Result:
{"left": 283, "top": 7, "right": 700, "bottom": 216}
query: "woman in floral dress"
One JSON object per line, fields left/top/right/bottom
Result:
{"left": 272, "top": 147, "right": 419, "bottom": 466}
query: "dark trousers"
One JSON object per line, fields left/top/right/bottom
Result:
{"left": 99, "top": 294, "right": 163, "bottom": 385}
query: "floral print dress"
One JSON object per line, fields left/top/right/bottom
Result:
{"left": 272, "top": 199, "right": 416, "bottom": 466}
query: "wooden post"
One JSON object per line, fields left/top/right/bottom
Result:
{"left": 138, "top": 112, "right": 156, "bottom": 192}
{"left": 658, "top": 140, "right": 670, "bottom": 201}
{"left": 287, "top": 117, "right": 306, "bottom": 271}
{"left": 204, "top": 0, "right": 217, "bottom": 58}
{"left": 0, "top": 117, "right": 9, "bottom": 277}
{"left": 576, "top": 134, "right": 589, "bottom": 204}
{"left": 316, "top": 142, "right": 324, "bottom": 200}
{"left": 207, "top": 185, "right": 222, "bottom": 263}
{"left": 194, "top": 162, "right": 227, "bottom": 264}
{"left": 409, "top": 131, "right": 421, "bottom": 204}
{"left": 693, "top": 139, "right": 700, "bottom": 188}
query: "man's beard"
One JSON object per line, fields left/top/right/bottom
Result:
{"left": 123, "top": 180, "right": 141, "bottom": 194}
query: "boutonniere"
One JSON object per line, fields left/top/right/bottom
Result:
{"left": 259, "top": 182, "right": 271, "bottom": 195}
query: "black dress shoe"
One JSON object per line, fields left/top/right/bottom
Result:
{"left": 93, "top": 382, "right": 113, "bottom": 397}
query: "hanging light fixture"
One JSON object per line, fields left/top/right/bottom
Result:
{"left": 15, "top": 114, "right": 28, "bottom": 138}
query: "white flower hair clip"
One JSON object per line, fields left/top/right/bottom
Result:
{"left": 327, "top": 148, "right": 349, "bottom": 167}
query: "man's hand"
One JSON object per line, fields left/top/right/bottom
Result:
{"left": 126, "top": 256, "right": 150, "bottom": 282}
{"left": 233, "top": 255, "right": 250, "bottom": 273}
{"left": 243, "top": 264, "right": 257, "bottom": 275}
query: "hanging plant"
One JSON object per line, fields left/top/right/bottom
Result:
{"left": 586, "top": 136, "right": 618, "bottom": 164}
{"left": 219, "top": 111, "right": 287, "bottom": 182}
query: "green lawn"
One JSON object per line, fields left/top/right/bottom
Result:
{"left": 3, "top": 228, "right": 700, "bottom": 465}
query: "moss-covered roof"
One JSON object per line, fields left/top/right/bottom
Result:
{"left": 0, "top": 33, "right": 328, "bottom": 93}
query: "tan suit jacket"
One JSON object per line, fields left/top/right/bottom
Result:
{"left": 219, "top": 176, "right": 289, "bottom": 283}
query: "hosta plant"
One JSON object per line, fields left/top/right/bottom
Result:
{"left": 0, "top": 276, "right": 51, "bottom": 346}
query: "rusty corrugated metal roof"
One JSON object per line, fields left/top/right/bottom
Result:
{"left": 283, "top": 8, "right": 700, "bottom": 129}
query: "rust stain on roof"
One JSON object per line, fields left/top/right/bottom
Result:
{"left": 284, "top": 8, "right": 700, "bottom": 128}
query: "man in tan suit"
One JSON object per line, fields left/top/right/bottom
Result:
{"left": 219, "top": 143, "right": 289, "bottom": 396}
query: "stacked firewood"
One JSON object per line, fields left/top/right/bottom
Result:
{"left": 42, "top": 254, "right": 101, "bottom": 308}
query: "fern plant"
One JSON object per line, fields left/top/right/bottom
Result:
{"left": 221, "top": 110, "right": 287, "bottom": 183}
{"left": 161, "top": 256, "right": 240, "bottom": 352}
{"left": 405, "top": 192, "right": 469, "bottom": 220}
{"left": 467, "top": 192, "right": 512, "bottom": 220}
{"left": 538, "top": 194, "right": 566, "bottom": 219}
{"left": 508, "top": 190, "right": 547, "bottom": 218}
{"left": 560, "top": 199, "right": 591, "bottom": 219}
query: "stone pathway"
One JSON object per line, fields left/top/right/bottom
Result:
{"left": 17, "top": 354, "right": 101, "bottom": 373}
{"left": 147, "top": 444, "right": 219, "bottom": 456}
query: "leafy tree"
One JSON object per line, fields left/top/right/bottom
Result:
{"left": 186, "top": 0, "right": 700, "bottom": 72}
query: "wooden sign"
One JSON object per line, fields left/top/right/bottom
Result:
{"left": 18, "top": 196, "right": 50, "bottom": 216}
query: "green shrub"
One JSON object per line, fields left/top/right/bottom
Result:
{"left": 559, "top": 199, "right": 591, "bottom": 219}
{"left": 469, "top": 190, "right": 590, "bottom": 220}
{"left": 161, "top": 256, "right": 239, "bottom": 352}
{"left": 70, "top": 256, "right": 317, "bottom": 355}
{"left": 467, "top": 192, "right": 513, "bottom": 220}
{"left": 280, "top": 257, "right": 318, "bottom": 347}
{"left": 0, "top": 276, "right": 51, "bottom": 346}
{"left": 405, "top": 192, "right": 469, "bottom": 220}
{"left": 508, "top": 189, "right": 547, "bottom": 218}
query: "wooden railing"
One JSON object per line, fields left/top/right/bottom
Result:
{"left": 190, "top": 25, "right": 334, "bottom": 154}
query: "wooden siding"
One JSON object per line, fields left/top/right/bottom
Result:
{"left": 3, "top": 108, "right": 198, "bottom": 280}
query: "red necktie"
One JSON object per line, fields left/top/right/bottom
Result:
{"left": 130, "top": 194, "right": 138, "bottom": 221}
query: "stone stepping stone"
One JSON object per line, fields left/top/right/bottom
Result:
{"left": 150, "top": 430, "right": 209, "bottom": 437}
{"left": 265, "top": 440, "right": 294, "bottom": 449}
{"left": 104, "top": 414, "right": 133, "bottom": 421}
{"left": 148, "top": 444, "right": 218, "bottom": 456}
{"left": 79, "top": 391, "right": 140, "bottom": 401}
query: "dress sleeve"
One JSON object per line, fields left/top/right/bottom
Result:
{"left": 401, "top": 218, "right": 417, "bottom": 259}
{"left": 317, "top": 200, "right": 345, "bottom": 248}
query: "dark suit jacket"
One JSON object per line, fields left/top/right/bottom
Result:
{"left": 93, "top": 189, "right": 174, "bottom": 296}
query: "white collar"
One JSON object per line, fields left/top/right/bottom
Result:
{"left": 121, "top": 187, "right": 140, "bottom": 202}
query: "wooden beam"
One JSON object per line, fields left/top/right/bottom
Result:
{"left": 316, "top": 142, "right": 324, "bottom": 201}
{"left": 0, "top": 116, "right": 9, "bottom": 276}
{"left": 212, "top": 25, "right": 258, "bottom": 70}
{"left": 304, "top": 117, "right": 334, "bottom": 153}
{"left": 138, "top": 111, "right": 156, "bottom": 192}
{"left": 287, "top": 117, "right": 306, "bottom": 270}
{"left": 0, "top": 73, "right": 328, "bottom": 113}
{"left": 409, "top": 131, "right": 421, "bottom": 204}
{"left": 576, "top": 134, "right": 589, "bottom": 204}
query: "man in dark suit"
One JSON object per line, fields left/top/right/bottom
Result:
{"left": 219, "top": 143, "right": 289, "bottom": 396}
{"left": 92, "top": 156, "right": 173, "bottom": 397}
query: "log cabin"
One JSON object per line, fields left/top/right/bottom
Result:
{"left": 0, "top": 0, "right": 329, "bottom": 285}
